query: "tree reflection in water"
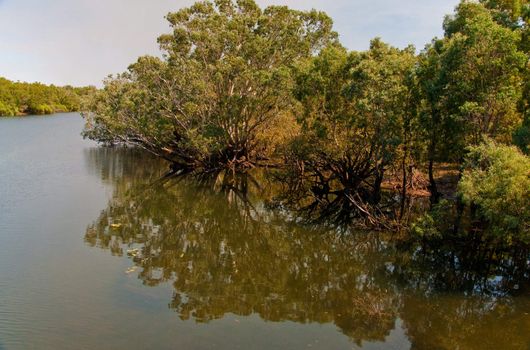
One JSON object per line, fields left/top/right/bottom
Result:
{"left": 83, "top": 147, "right": 530, "bottom": 349}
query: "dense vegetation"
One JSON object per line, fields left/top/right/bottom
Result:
{"left": 0, "top": 77, "right": 95, "bottom": 116}
{"left": 83, "top": 0, "right": 529, "bottom": 255}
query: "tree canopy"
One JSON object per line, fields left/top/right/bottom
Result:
{"left": 83, "top": 0, "right": 336, "bottom": 169}
{"left": 459, "top": 140, "right": 530, "bottom": 242}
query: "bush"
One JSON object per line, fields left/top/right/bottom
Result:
{"left": 459, "top": 139, "right": 530, "bottom": 243}
{"left": 411, "top": 200, "right": 455, "bottom": 241}
{"left": 27, "top": 104, "right": 54, "bottom": 115}
{"left": 0, "top": 101, "right": 17, "bottom": 116}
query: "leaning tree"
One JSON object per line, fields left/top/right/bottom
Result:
{"left": 83, "top": 0, "right": 337, "bottom": 171}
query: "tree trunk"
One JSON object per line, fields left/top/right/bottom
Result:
{"left": 400, "top": 155, "right": 407, "bottom": 221}
{"left": 427, "top": 109, "right": 440, "bottom": 207}
{"left": 452, "top": 168, "right": 465, "bottom": 235}
{"left": 428, "top": 141, "right": 439, "bottom": 206}
{"left": 371, "top": 171, "right": 384, "bottom": 205}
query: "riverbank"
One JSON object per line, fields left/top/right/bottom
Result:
{"left": 0, "top": 110, "right": 83, "bottom": 117}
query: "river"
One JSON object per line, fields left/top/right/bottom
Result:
{"left": 0, "top": 113, "right": 528, "bottom": 349}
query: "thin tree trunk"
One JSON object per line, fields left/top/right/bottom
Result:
{"left": 428, "top": 139, "right": 439, "bottom": 206}
{"left": 400, "top": 147, "right": 408, "bottom": 221}
{"left": 453, "top": 168, "right": 465, "bottom": 235}
{"left": 372, "top": 171, "right": 384, "bottom": 205}
{"left": 428, "top": 110, "right": 440, "bottom": 207}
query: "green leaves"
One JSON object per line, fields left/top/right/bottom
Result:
{"left": 85, "top": 0, "right": 336, "bottom": 169}
{"left": 459, "top": 139, "right": 530, "bottom": 241}
{"left": 419, "top": 1, "right": 527, "bottom": 164}
{"left": 289, "top": 39, "right": 418, "bottom": 219}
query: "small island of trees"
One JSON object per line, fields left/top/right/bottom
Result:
{"left": 82, "top": 0, "right": 529, "bottom": 268}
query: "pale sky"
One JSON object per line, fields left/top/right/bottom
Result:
{"left": 0, "top": 0, "right": 460, "bottom": 87}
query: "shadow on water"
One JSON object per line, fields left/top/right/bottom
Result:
{"left": 83, "top": 147, "right": 530, "bottom": 349}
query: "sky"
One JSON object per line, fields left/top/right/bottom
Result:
{"left": 0, "top": 0, "right": 460, "bottom": 87}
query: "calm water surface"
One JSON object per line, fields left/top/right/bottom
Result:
{"left": 0, "top": 114, "right": 528, "bottom": 349}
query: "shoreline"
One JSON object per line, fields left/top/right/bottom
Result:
{"left": 0, "top": 110, "right": 81, "bottom": 117}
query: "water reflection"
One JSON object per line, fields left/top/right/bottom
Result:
{"left": 401, "top": 294, "right": 529, "bottom": 349}
{"left": 84, "top": 147, "right": 530, "bottom": 349}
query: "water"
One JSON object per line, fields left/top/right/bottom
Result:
{"left": 0, "top": 113, "right": 528, "bottom": 349}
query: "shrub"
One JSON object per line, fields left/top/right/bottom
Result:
{"left": 459, "top": 139, "right": 530, "bottom": 243}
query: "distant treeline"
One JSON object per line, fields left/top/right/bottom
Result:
{"left": 0, "top": 77, "right": 96, "bottom": 116}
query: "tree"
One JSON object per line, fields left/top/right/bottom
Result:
{"left": 459, "top": 139, "right": 530, "bottom": 243}
{"left": 416, "top": 39, "right": 446, "bottom": 203}
{"left": 287, "top": 40, "right": 417, "bottom": 225}
{"left": 418, "top": 1, "right": 527, "bottom": 203}
{"left": 83, "top": 0, "right": 337, "bottom": 171}
{"left": 443, "top": 2, "right": 526, "bottom": 147}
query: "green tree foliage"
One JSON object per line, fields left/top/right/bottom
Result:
{"left": 287, "top": 39, "right": 416, "bottom": 224}
{"left": 83, "top": 0, "right": 336, "bottom": 170}
{"left": 0, "top": 100, "right": 18, "bottom": 116}
{"left": 412, "top": 139, "right": 529, "bottom": 258}
{"left": 459, "top": 140, "right": 530, "bottom": 243}
{"left": 479, "top": 1, "right": 530, "bottom": 156}
{"left": 441, "top": 1, "right": 525, "bottom": 153}
{"left": 0, "top": 77, "right": 95, "bottom": 116}
{"left": 418, "top": 1, "right": 527, "bottom": 202}
{"left": 479, "top": 0, "right": 529, "bottom": 27}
